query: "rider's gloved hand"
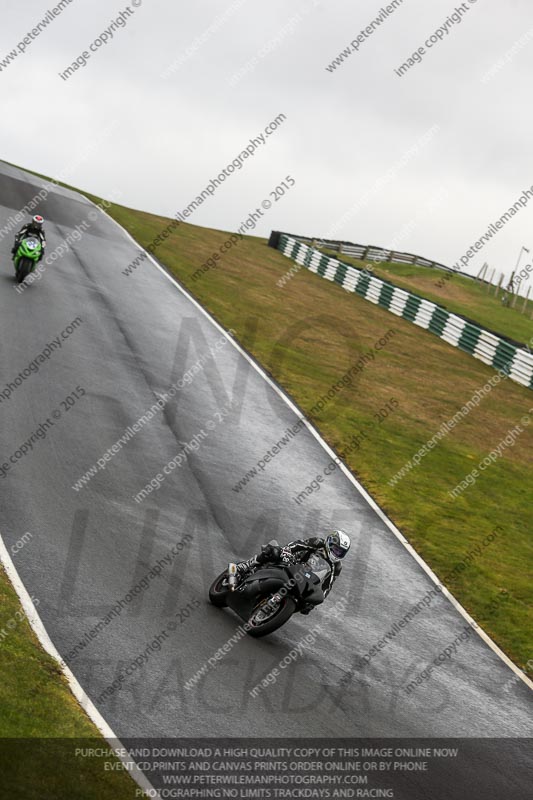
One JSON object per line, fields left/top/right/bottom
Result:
{"left": 236, "top": 556, "right": 258, "bottom": 576}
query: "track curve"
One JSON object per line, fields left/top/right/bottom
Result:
{"left": 0, "top": 162, "right": 531, "bottom": 796}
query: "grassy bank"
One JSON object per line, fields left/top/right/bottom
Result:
{"left": 319, "top": 247, "right": 533, "bottom": 346}
{"left": 0, "top": 565, "right": 138, "bottom": 798}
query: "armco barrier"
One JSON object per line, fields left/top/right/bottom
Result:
{"left": 288, "top": 234, "right": 461, "bottom": 276}
{"left": 271, "top": 233, "right": 533, "bottom": 391}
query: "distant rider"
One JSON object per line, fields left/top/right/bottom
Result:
{"left": 236, "top": 529, "right": 351, "bottom": 609}
{"left": 12, "top": 215, "right": 46, "bottom": 261}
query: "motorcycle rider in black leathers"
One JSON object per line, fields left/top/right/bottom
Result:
{"left": 236, "top": 529, "right": 351, "bottom": 609}
{"left": 11, "top": 215, "right": 46, "bottom": 262}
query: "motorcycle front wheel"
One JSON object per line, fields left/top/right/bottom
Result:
{"left": 246, "top": 595, "right": 296, "bottom": 638}
{"left": 16, "top": 257, "right": 32, "bottom": 283}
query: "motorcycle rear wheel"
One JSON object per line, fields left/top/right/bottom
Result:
{"left": 209, "top": 570, "right": 230, "bottom": 607}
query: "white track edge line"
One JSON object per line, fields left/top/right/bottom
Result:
{"left": 92, "top": 199, "right": 533, "bottom": 692}
{"left": 0, "top": 535, "right": 161, "bottom": 797}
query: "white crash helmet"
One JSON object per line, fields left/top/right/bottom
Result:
{"left": 325, "top": 529, "right": 351, "bottom": 562}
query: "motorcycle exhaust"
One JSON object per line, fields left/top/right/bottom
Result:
{"left": 228, "top": 562, "right": 238, "bottom": 591}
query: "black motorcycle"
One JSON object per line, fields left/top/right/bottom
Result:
{"left": 209, "top": 544, "right": 329, "bottom": 637}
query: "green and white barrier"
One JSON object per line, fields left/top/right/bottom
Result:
{"left": 274, "top": 234, "right": 533, "bottom": 391}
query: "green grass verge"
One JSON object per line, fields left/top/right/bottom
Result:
{"left": 319, "top": 247, "right": 533, "bottom": 346}
{"left": 0, "top": 566, "right": 138, "bottom": 798}
{"left": 96, "top": 197, "right": 532, "bottom": 672}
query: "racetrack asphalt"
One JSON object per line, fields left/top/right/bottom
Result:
{"left": 0, "top": 161, "right": 531, "bottom": 798}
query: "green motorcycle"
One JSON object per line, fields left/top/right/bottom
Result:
{"left": 13, "top": 236, "right": 43, "bottom": 284}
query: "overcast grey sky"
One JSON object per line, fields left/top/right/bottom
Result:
{"left": 1, "top": 0, "right": 532, "bottom": 289}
